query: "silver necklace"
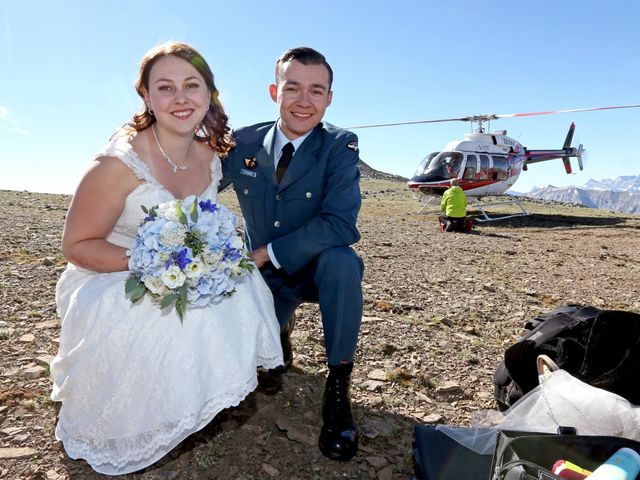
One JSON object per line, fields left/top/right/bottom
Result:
{"left": 151, "top": 124, "right": 193, "bottom": 174}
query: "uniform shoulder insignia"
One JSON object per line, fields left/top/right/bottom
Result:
{"left": 346, "top": 141, "right": 358, "bottom": 151}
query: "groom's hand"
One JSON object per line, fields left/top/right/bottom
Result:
{"left": 250, "top": 246, "right": 270, "bottom": 268}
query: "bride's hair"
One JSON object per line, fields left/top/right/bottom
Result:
{"left": 128, "top": 41, "right": 235, "bottom": 156}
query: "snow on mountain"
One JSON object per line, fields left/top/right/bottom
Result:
{"left": 523, "top": 175, "right": 640, "bottom": 214}
{"left": 582, "top": 175, "right": 640, "bottom": 194}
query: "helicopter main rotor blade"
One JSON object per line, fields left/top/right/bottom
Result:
{"left": 346, "top": 104, "right": 640, "bottom": 130}
{"left": 494, "top": 104, "right": 640, "bottom": 119}
{"left": 345, "top": 116, "right": 475, "bottom": 129}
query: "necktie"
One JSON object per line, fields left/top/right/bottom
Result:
{"left": 276, "top": 142, "right": 294, "bottom": 182}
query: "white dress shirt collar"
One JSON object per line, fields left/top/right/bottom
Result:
{"left": 274, "top": 121, "right": 313, "bottom": 163}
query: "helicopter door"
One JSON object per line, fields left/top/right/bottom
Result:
{"left": 463, "top": 154, "right": 478, "bottom": 180}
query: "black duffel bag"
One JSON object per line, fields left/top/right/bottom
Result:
{"left": 493, "top": 305, "right": 640, "bottom": 409}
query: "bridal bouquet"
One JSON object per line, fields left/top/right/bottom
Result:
{"left": 125, "top": 195, "right": 254, "bottom": 319}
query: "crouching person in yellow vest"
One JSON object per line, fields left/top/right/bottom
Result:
{"left": 439, "top": 179, "right": 473, "bottom": 232}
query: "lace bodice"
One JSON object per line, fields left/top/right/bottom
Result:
{"left": 100, "top": 136, "right": 222, "bottom": 248}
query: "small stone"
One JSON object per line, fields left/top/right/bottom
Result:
{"left": 46, "top": 470, "right": 59, "bottom": 480}
{"left": 19, "top": 333, "right": 36, "bottom": 342}
{"left": 23, "top": 366, "right": 46, "bottom": 379}
{"left": 362, "top": 380, "right": 385, "bottom": 392}
{"left": 261, "top": 463, "right": 279, "bottom": 477}
{"left": 0, "top": 447, "right": 38, "bottom": 459}
{"left": 440, "top": 317, "right": 454, "bottom": 327}
{"left": 36, "top": 355, "right": 55, "bottom": 367}
{"left": 377, "top": 464, "right": 394, "bottom": 480}
{"left": 285, "top": 426, "right": 316, "bottom": 446}
{"left": 1, "top": 427, "right": 25, "bottom": 436}
{"left": 422, "top": 413, "right": 444, "bottom": 423}
{"left": 2, "top": 367, "right": 20, "bottom": 378}
{"left": 42, "top": 257, "right": 56, "bottom": 266}
{"left": 435, "top": 381, "right": 463, "bottom": 395}
{"left": 415, "top": 390, "right": 433, "bottom": 402}
{"left": 368, "top": 369, "right": 387, "bottom": 381}
{"left": 35, "top": 320, "right": 59, "bottom": 329}
{"left": 365, "top": 456, "right": 388, "bottom": 468}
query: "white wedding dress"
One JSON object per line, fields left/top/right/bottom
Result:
{"left": 50, "top": 136, "right": 283, "bottom": 475}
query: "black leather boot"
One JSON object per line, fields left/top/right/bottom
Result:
{"left": 280, "top": 317, "right": 294, "bottom": 371}
{"left": 318, "top": 362, "right": 358, "bottom": 461}
{"left": 257, "top": 315, "right": 295, "bottom": 395}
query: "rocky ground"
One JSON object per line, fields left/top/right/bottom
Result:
{"left": 1, "top": 182, "right": 639, "bottom": 480}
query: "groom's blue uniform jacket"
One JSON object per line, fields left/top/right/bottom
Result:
{"left": 220, "top": 121, "right": 361, "bottom": 275}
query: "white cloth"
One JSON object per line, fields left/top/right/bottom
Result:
{"left": 50, "top": 136, "right": 283, "bottom": 475}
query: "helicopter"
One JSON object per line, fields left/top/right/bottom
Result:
{"left": 407, "top": 117, "right": 583, "bottom": 199}
{"left": 349, "top": 104, "right": 640, "bottom": 218}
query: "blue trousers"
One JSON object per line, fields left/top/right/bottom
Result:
{"left": 260, "top": 246, "right": 364, "bottom": 366}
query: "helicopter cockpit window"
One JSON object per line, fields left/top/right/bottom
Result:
{"left": 492, "top": 155, "right": 509, "bottom": 180}
{"left": 413, "top": 152, "right": 440, "bottom": 176}
{"left": 422, "top": 151, "right": 464, "bottom": 181}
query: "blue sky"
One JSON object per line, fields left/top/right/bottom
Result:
{"left": 1, "top": 0, "right": 639, "bottom": 194}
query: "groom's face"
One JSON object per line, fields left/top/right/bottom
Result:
{"left": 269, "top": 60, "right": 333, "bottom": 140}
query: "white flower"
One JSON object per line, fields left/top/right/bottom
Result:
{"left": 156, "top": 201, "right": 181, "bottom": 222}
{"left": 143, "top": 275, "right": 168, "bottom": 295}
{"left": 161, "top": 265, "right": 186, "bottom": 289}
{"left": 184, "top": 257, "right": 206, "bottom": 280}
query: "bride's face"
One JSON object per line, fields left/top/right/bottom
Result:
{"left": 144, "top": 55, "right": 211, "bottom": 136}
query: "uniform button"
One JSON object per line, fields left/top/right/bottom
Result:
{"left": 306, "top": 192, "right": 312, "bottom": 198}
{"left": 275, "top": 194, "right": 281, "bottom": 200}
{"left": 274, "top": 221, "right": 281, "bottom": 228}
{"left": 243, "top": 188, "right": 249, "bottom": 195}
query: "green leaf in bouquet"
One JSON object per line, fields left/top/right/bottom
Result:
{"left": 125, "top": 275, "right": 143, "bottom": 294}
{"left": 141, "top": 205, "right": 149, "bottom": 214}
{"left": 160, "top": 293, "right": 177, "bottom": 309}
{"left": 189, "top": 199, "right": 199, "bottom": 222}
{"left": 175, "top": 285, "right": 188, "bottom": 321}
{"left": 239, "top": 257, "right": 255, "bottom": 273}
{"left": 129, "top": 285, "right": 146, "bottom": 303}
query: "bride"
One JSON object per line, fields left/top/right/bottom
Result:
{"left": 50, "top": 41, "right": 283, "bottom": 475}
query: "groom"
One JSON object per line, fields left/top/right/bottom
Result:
{"left": 220, "top": 47, "right": 363, "bottom": 461}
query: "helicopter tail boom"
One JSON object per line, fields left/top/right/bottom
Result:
{"left": 523, "top": 123, "right": 585, "bottom": 174}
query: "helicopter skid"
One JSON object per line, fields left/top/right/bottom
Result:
{"left": 470, "top": 198, "right": 530, "bottom": 222}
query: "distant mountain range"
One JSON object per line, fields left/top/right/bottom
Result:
{"left": 518, "top": 175, "right": 640, "bottom": 214}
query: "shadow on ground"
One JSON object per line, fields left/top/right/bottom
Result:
{"left": 59, "top": 369, "right": 418, "bottom": 479}
{"left": 471, "top": 213, "right": 633, "bottom": 229}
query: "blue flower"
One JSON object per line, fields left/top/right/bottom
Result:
{"left": 199, "top": 199, "right": 218, "bottom": 213}
{"left": 164, "top": 248, "right": 192, "bottom": 270}
{"left": 224, "top": 247, "right": 242, "bottom": 261}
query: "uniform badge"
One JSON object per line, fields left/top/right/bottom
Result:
{"left": 243, "top": 156, "right": 257, "bottom": 170}
{"left": 346, "top": 141, "right": 358, "bottom": 151}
